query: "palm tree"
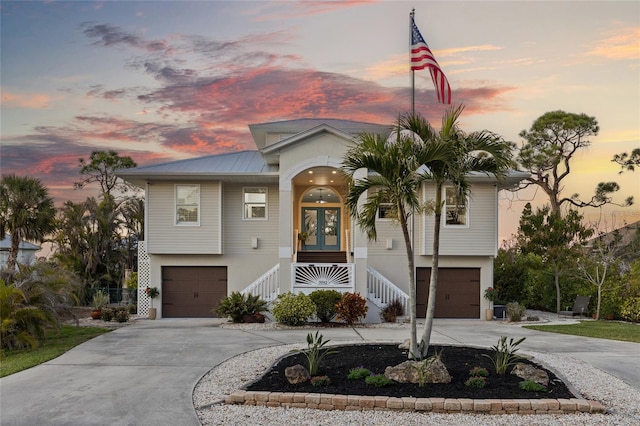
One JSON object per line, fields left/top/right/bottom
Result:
{"left": 342, "top": 120, "right": 451, "bottom": 357}
{"left": 400, "top": 105, "right": 514, "bottom": 357}
{"left": 0, "top": 175, "right": 56, "bottom": 271}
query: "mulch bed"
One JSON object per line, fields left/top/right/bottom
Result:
{"left": 246, "top": 343, "right": 575, "bottom": 399}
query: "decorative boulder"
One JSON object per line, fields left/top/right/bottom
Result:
{"left": 384, "top": 358, "right": 451, "bottom": 384}
{"left": 285, "top": 364, "right": 310, "bottom": 384}
{"left": 398, "top": 339, "right": 410, "bottom": 350}
{"left": 511, "top": 362, "right": 549, "bottom": 386}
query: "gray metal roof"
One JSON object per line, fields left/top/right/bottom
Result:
{"left": 249, "top": 118, "right": 389, "bottom": 150}
{"left": 0, "top": 234, "right": 41, "bottom": 251}
{"left": 117, "top": 151, "right": 278, "bottom": 186}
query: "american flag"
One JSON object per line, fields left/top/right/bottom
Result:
{"left": 411, "top": 17, "right": 451, "bottom": 104}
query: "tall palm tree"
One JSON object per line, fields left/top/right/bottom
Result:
{"left": 0, "top": 175, "right": 56, "bottom": 271}
{"left": 342, "top": 121, "right": 451, "bottom": 357}
{"left": 400, "top": 105, "right": 515, "bottom": 357}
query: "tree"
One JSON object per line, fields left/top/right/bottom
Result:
{"left": 612, "top": 148, "right": 640, "bottom": 173}
{"left": 517, "top": 110, "right": 632, "bottom": 212}
{"left": 75, "top": 150, "right": 137, "bottom": 198}
{"left": 400, "top": 105, "right": 514, "bottom": 357}
{"left": 342, "top": 117, "right": 451, "bottom": 358}
{"left": 0, "top": 175, "right": 56, "bottom": 271}
{"left": 517, "top": 203, "right": 593, "bottom": 313}
{"left": 51, "top": 196, "right": 127, "bottom": 301}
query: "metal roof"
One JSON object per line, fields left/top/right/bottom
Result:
{"left": 117, "top": 151, "right": 278, "bottom": 186}
{"left": 249, "top": 118, "right": 389, "bottom": 150}
{"left": 0, "top": 234, "right": 41, "bottom": 251}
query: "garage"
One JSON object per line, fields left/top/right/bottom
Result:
{"left": 161, "top": 266, "right": 227, "bottom": 318}
{"left": 416, "top": 267, "right": 480, "bottom": 318}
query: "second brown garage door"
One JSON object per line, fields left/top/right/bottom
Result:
{"left": 162, "top": 266, "right": 227, "bottom": 318}
{"left": 416, "top": 267, "right": 480, "bottom": 318}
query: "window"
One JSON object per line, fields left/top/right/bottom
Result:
{"left": 176, "top": 185, "right": 200, "bottom": 225}
{"left": 376, "top": 189, "right": 394, "bottom": 220}
{"left": 244, "top": 187, "right": 267, "bottom": 219}
{"left": 444, "top": 186, "right": 468, "bottom": 226}
{"left": 378, "top": 203, "right": 395, "bottom": 219}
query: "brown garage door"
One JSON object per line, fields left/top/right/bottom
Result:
{"left": 416, "top": 268, "right": 480, "bottom": 318}
{"left": 162, "top": 266, "right": 227, "bottom": 318}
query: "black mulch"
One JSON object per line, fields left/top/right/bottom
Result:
{"left": 245, "top": 344, "right": 576, "bottom": 399}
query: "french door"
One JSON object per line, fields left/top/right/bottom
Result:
{"left": 302, "top": 207, "right": 340, "bottom": 250}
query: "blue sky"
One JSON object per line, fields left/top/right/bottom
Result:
{"left": 1, "top": 0, "right": 638, "bottom": 241}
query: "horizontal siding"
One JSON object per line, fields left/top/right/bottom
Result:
{"left": 222, "top": 183, "right": 279, "bottom": 255}
{"left": 147, "top": 182, "right": 221, "bottom": 254}
{"left": 421, "top": 183, "right": 497, "bottom": 256}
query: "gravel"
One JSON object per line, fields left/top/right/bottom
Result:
{"left": 194, "top": 338, "right": 640, "bottom": 426}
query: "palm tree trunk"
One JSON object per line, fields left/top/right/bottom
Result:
{"left": 419, "top": 184, "right": 443, "bottom": 358}
{"left": 8, "top": 232, "right": 21, "bottom": 271}
{"left": 398, "top": 202, "right": 418, "bottom": 358}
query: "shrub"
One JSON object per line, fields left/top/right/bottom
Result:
{"left": 469, "top": 366, "right": 489, "bottom": 377}
{"left": 506, "top": 302, "right": 526, "bottom": 322}
{"left": 482, "top": 336, "right": 526, "bottom": 375}
{"left": 271, "top": 292, "right": 315, "bottom": 326}
{"left": 347, "top": 366, "right": 371, "bottom": 380}
{"left": 0, "top": 280, "right": 50, "bottom": 351}
{"left": 310, "top": 375, "right": 331, "bottom": 387}
{"left": 309, "top": 289, "right": 342, "bottom": 323}
{"left": 127, "top": 304, "right": 137, "bottom": 314}
{"left": 335, "top": 292, "right": 368, "bottom": 325}
{"left": 114, "top": 307, "right": 129, "bottom": 323}
{"left": 620, "top": 297, "right": 640, "bottom": 323}
{"left": 464, "top": 376, "right": 486, "bottom": 388}
{"left": 295, "top": 331, "right": 337, "bottom": 376}
{"left": 380, "top": 298, "right": 404, "bottom": 323}
{"left": 100, "top": 307, "right": 114, "bottom": 322}
{"left": 519, "top": 380, "right": 547, "bottom": 392}
{"left": 91, "top": 291, "right": 109, "bottom": 310}
{"left": 214, "top": 292, "right": 268, "bottom": 323}
{"left": 365, "top": 374, "right": 394, "bottom": 387}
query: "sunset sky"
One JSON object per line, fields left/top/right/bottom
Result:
{"left": 1, "top": 0, "right": 639, "bottom": 242}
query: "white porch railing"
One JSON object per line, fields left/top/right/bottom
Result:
{"left": 241, "top": 264, "right": 280, "bottom": 301}
{"left": 292, "top": 263, "right": 355, "bottom": 294}
{"left": 367, "top": 266, "right": 410, "bottom": 314}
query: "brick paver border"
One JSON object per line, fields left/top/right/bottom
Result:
{"left": 225, "top": 390, "right": 605, "bottom": 415}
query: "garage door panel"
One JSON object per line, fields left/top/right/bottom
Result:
{"left": 416, "top": 268, "right": 480, "bottom": 318}
{"left": 161, "top": 266, "right": 227, "bottom": 318}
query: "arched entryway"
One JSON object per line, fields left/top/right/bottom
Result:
{"left": 301, "top": 187, "right": 341, "bottom": 251}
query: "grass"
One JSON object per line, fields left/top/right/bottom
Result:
{"left": 524, "top": 320, "right": 640, "bottom": 343}
{"left": 0, "top": 325, "right": 111, "bottom": 378}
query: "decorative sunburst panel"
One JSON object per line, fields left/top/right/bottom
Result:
{"left": 294, "top": 265, "right": 352, "bottom": 286}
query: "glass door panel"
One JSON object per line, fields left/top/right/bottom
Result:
{"left": 302, "top": 207, "right": 340, "bottom": 250}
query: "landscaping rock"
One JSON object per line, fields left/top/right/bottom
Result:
{"left": 384, "top": 358, "right": 451, "bottom": 384}
{"left": 285, "top": 364, "right": 310, "bottom": 384}
{"left": 511, "top": 362, "right": 549, "bottom": 386}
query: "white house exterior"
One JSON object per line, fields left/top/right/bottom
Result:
{"left": 0, "top": 234, "right": 41, "bottom": 269}
{"left": 118, "top": 118, "right": 527, "bottom": 320}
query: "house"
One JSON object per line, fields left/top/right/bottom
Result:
{"left": 0, "top": 234, "right": 41, "bottom": 269}
{"left": 118, "top": 118, "right": 527, "bottom": 320}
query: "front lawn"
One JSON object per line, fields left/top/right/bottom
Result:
{"left": 524, "top": 320, "right": 640, "bottom": 343}
{"left": 0, "top": 325, "right": 111, "bottom": 378}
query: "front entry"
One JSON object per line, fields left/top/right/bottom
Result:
{"left": 302, "top": 207, "right": 340, "bottom": 250}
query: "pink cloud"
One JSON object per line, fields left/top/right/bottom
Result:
{"left": 1, "top": 91, "right": 52, "bottom": 109}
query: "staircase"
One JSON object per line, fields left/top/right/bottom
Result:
{"left": 296, "top": 251, "right": 347, "bottom": 264}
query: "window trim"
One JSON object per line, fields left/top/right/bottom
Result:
{"left": 243, "top": 186, "right": 268, "bottom": 220}
{"left": 175, "top": 184, "right": 200, "bottom": 226}
{"left": 443, "top": 186, "right": 469, "bottom": 228}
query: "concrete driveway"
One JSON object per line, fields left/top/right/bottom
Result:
{"left": 1, "top": 318, "right": 638, "bottom": 426}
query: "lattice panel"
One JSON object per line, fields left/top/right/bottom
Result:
{"left": 137, "top": 241, "right": 151, "bottom": 316}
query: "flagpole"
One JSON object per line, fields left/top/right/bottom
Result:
{"left": 410, "top": 9, "right": 415, "bottom": 115}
